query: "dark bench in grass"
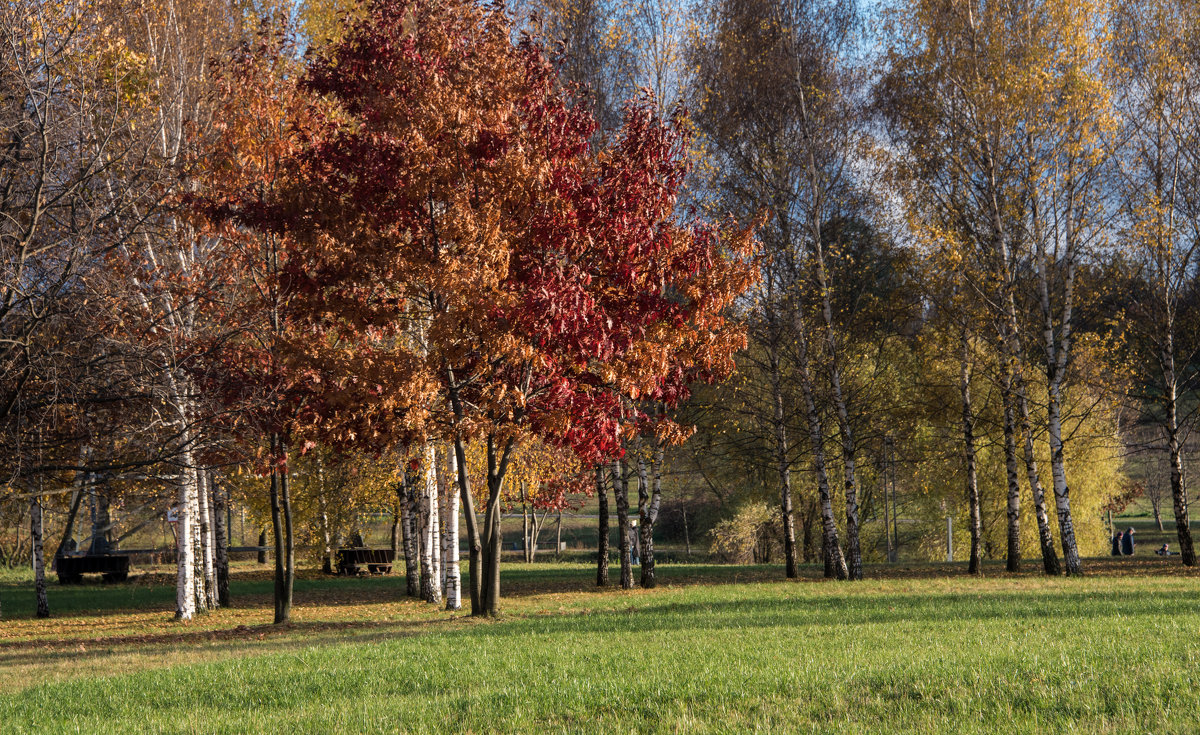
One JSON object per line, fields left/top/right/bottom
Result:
{"left": 56, "top": 554, "right": 131, "bottom": 584}
{"left": 335, "top": 547, "right": 395, "bottom": 575}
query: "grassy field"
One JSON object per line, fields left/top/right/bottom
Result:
{"left": 1, "top": 558, "right": 1199, "bottom": 733}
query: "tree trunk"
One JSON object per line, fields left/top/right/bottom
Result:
{"left": 1016, "top": 380, "right": 1060, "bottom": 575}
{"left": 197, "top": 468, "right": 216, "bottom": 611}
{"left": 960, "top": 329, "right": 982, "bottom": 575}
{"left": 801, "top": 137, "right": 861, "bottom": 581}
{"left": 1000, "top": 355, "right": 1022, "bottom": 572}
{"left": 1036, "top": 214, "right": 1082, "bottom": 576}
{"left": 442, "top": 444, "right": 462, "bottom": 610}
{"left": 596, "top": 465, "right": 609, "bottom": 586}
{"left": 452, "top": 435, "right": 484, "bottom": 616}
{"left": 481, "top": 481, "right": 502, "bottom": 615}
{"left": 317, "top": 459, "right": 333, "bottom": 574}
{"left": 31, "top": 497, "right": 48, "bottom": 618}
{"left": 1167, "top": 371, "right": 1195, "bottom": 564}
{"left": 280, "top": 447, "right": 295, "bottom": 623}
{"left": 390, "top": 491, "right": 401, "bottom": 574}
{"left": 420, "top": 443, "right": 442, "bottom": 605}
{"left": 319, "top": 491, "right": 333, "bottom": 574}
{"left": 257, "top": 531, "right": 267, "bottom": 564}
{"left": 612, "top": 458, "right": 633, "bottom": 589}
{"left": 769, "top": 341, "right": 798, "bottom": 579}
{"left": 1046, "top": 386, "right": 1082, "bottom": 575}
{"left": 175, "top": 450, "right": 197, "bottom": 621}
{"left": 792, "top": 312, "right": 847, "bottom": 580}
{"left": 521, "top": 484, "right": 531, "bottom": 564}
{"left": 991, "top": 177, "right": 1058, "bottom": 576}
{"left": 212, "top": 474, "right": 230, "bottom": 607}
{"left": 639, "top": 445, "right": 664, "bottom": 589}
{"left": 480, "top": 434, "right": 513, "bottom": 616}
{"left": 269, "top": 467, "right": 286, "bottom": 622}
{"left": 269, "top": 433, "right": 295, "bottom": 624}
{"left": 448, "top": 384, "right": 483, "bottom": 614}
{"left": 400, "top": 473, "right": 420, "bottom": 596}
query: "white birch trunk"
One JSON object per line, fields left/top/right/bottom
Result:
{"left": 443, "top": 445, "right": 461, "bottom": 611}
{"left": 197, "top": 467, "right": 216, "bottom": 610}
{"left": 419, "top": 443, "right": 442, "bottom": 604}
{"left": 176, "top": 448, "right": 197, "bottom": 621}
{"left": 191, "top": 466, "right": 206, "bottom": 613}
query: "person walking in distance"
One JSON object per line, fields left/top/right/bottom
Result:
{"left": 1121, "top": 527, "right": 1136, "bottom": 556}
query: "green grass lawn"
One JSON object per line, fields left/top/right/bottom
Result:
{"left": 2, "top": 560, "right": 1199, "bottom": 733}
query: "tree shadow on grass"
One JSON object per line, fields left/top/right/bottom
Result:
{"left": 455, "top": 585, "right": 1200, "bottom": 642}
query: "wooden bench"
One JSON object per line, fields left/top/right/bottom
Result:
{"left": 56, "top": 554, "right": 131, "bottom": 584}
{"left": 335, "top": 547, "right": 395, "bottom": 575}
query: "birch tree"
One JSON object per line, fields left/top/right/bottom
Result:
{"left": 690, "top": 0, "right": 858, "bottom": 579}
{"left": 1110, "top": 0, "right": 1200, "bottom": 566}
{"left": 881, "top": 0, "right": 1109, "bottom": 575}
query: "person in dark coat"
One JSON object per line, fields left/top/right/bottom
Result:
{"left": 1111, "top": 530, "right": 1123, "bottom": 556}
{"left": 1121, "top": 527, "right": 1135, "bottom": 556}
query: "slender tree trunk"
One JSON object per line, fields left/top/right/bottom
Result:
{"left": 317, "top": 459, "right": 333, "bottom": 574}
{"left": 175, "top": 450, "right": 197, "bottom": 621}
{"left": 1036, "top": 230, "right": 1082, "bottom": 576}
{"left": 1000, "top": 355, "right": 1022, "bottom": 572}
{"left": 521, "top": 484, "right": 531, "bottom": 563}
{"left": 452, "top": 435, "right": 484, "bottom": 616}
{"left": 197, "top": 468, "right": 216, "bottom": 610}
{"left": 443, "top": 445, "right": 462, "bottom": 610}
{"left": 213, "top": 474, "right": 230, "bottom": 607}
{"left": 556, "top": 509, "right": 562, "bottom": 556}
{"left": 269, "top": 466, "right": 287, "bottom": 623}
{"left": 1016, "top": 380, "right": 1060, "bottom": 575}
{"left": 420, "top": 443, "right": 442, "bottom": 604}
{"left": 390, "top": 491, "right": 401, "bottom": 573}
{"left": 481, "top": 481, "right": 502, "bottom": 615}
{"left": 596, "top": 465, "right": 609, "bottom": 586}
{"left": 31, "top": 497, "right": 48, "bottom": 618}
{"left": 190, "top": 476, "right": 204, "bottom": 611}
{"left": 799, "top": 129, "right": 861, "bottom": 580}
{"left": 480, "top": 434, "right": 513, "bottom": 616}
{"left": 769, "top": 341, "right": 798, "bottom": 578}
{"left": 257, "top": 531, "right": 267, "bottom": 564}
{"left": 448, "top": 383, "right": 484, "bottom": 615}
{"left": 1045, "top": 386, "right": 1081, "bottom": 575}
{"left": 1166, "top": 370, "right": 1195, "bottom": 564}
{"left": 319, "top": 492, "right": 333, "bottom": 574}
{"left": 281, "top": 450, "right": 295, "bottom": 622}
{"left": 990, "top": 165, "right": 1058, "bottom": 576}
{"left": 960, "top": 329, "right": 982, "bottom": 575}
{"left": 612, "top": 458, "right": 633, "bottom": 589}
{"left": 639, "top": 445, "right": 664, "bottom": 589}
{"left": 793, "top": 312, "right": 847, "bottom": 579}
{"left": 1002, "top": 316, "right": 1059, "bottom": 575}
{"left": 400, "top": 474, "right": 420, "bottom": 596}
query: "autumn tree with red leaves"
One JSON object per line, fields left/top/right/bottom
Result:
{"left": 200, "top": 0, "right": 754, "bottom": 617}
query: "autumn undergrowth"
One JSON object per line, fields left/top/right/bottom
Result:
{"left": 2, "top": 561, "right": 1199, "bottom": 734}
